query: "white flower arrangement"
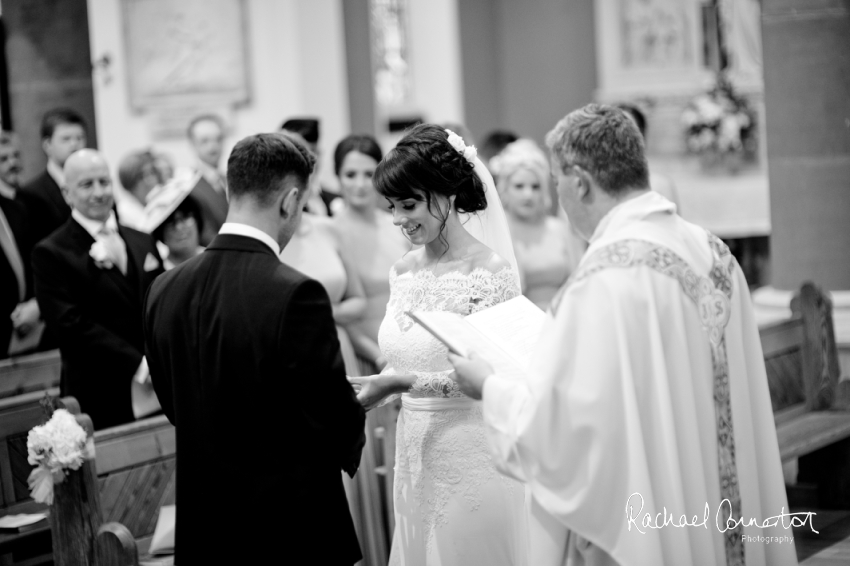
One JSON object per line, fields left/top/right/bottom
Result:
{"left": 445, "top": 129, "right": 478, "bottom": 163}
{"left": 89, "top": 240, "right": 113, "bottom": 270}
{"left": 26, "top": 409, "right": 92, "bottom": 505}
{"left": 682, "top": 74, "right": 756, "bottom": 156}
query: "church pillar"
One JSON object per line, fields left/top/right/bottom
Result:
{"left": 755, "top": 0, "right": 850, "bottom": 379}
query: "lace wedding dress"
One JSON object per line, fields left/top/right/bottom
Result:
{"left": 378, "top": 265, "right": 528, "bottom": 566}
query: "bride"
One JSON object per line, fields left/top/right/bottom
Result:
{"left": 350, "top": 124, "right": 528, "bottom": 565}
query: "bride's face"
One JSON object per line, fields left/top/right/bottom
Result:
{"left": 387, "top": 190, "right": 450, "bottom": 246}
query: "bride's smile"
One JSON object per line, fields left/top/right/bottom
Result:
{"left": 387, "top": 191, "right": 451, "bottom": 246}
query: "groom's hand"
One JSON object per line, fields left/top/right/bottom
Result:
{"left": 448, "top": 351, "right": 493, "bottom": 400}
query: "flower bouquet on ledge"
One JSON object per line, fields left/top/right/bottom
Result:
{"left": 682, "top": 73, "right": 757, "bottom": 174}
{"left": 27, "top": 408, "right": 91, "bottom": 505}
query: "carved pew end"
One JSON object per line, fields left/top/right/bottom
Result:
{"left": 96, "top": 522, "right": 140, "bottom": 566}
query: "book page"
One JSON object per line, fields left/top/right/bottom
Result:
{"left": 466, "top": 296, "right": 546, "bottom": 372}
{"left": 407, "top": 296, "right": 546, "bottom": 381}
{"left": 407, "top": 311, "right": 527, "bottom": 381}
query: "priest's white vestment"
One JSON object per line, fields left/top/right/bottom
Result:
{"left": 483, "top": 192, "right": 798, "bottom": 566}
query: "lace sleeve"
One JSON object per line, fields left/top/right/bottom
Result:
{"left": 468, "top": 267, "right": 521, "bottom": 315}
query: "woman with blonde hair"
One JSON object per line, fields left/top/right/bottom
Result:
{"left": 491, "top": 139, "right": 584, "bottom": 310}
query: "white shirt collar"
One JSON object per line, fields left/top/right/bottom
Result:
{"left": 219, "top": 222, "right": 280, "bottom": 256}
{"left": 47, "top": 159, "right": 66, "bottom": 188}
{"left": 0, "top": 179, "right": 16, "bottom": 200}
{"left": 72, "top": 209, "right": 119, "bottom": 239}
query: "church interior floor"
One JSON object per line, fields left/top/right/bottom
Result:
{"left": 796, "top": 509, "right": 850, "bottom": 564}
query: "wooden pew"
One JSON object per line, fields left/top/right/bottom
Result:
{"left": 0, "top": 350, "right": 61, "bottom": 400}
{"left": 93, "top": 415, "right": 176, "bottom": 565}
{"left": 0, "top": 391, "right": 72, "bottom": 566}
{"left": 760, "top": 282, "right": 850, "bottom": 507}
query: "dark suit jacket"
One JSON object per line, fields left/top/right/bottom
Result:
{"left": 143, "top": 234, "right": 366, "bottom": 565}
{"left": 32, "top": 218, "right": 164, "bottom": 429}
{"left": 189, "top": 175, "right": 228, "bottom": 246}
{"left": 20, "top": 170, "right": 71, "bottom": 246}
{"left": 0, "top": 196, "right": 34, "bottom": 357}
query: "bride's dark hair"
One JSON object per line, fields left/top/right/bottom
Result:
{"left": 374, "top": 124, "right": 487, "bottom": 214}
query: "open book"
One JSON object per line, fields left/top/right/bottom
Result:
{"left": 407, "top": 295, "right": 546, "bottom": 381}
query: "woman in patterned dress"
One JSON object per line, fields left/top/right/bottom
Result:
{"left": 349, "top": 124, "right": 528, "bottom": 566}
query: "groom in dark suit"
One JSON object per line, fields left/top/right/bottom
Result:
{"left": 144, "top": 133, "right": 366, "bottom": 564}
{"left": 32, "top": 149, "right": 164, "bottom": 429}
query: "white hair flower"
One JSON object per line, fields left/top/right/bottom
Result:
{"left": 445, "top": 129, "right": 477, "bottom": 164}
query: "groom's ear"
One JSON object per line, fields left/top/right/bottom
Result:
{"left": 279, "top": 175, "right": 303, "bottom": 218}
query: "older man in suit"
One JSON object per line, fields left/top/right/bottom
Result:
{"left": 32, "top": 149, "right": 164, "bottom": 429}
{"left": 144, "top": 133, "right": 366, "bottom": 564}
{"left": 20, "top": 108, "right": 88, "bottom": 245}
{"left": 0, "top": 131, "right": 41, "bottom": 358}
{"left": 186, "top": 114, "right": 229, "bottom": 245}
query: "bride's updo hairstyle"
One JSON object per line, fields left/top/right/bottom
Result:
{"left": 374, "top": 123, "right": 487, "bottom": 216}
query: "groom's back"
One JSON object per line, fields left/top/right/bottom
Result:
{"left": 143, "top": 233, "right": 363, "bottom": 563}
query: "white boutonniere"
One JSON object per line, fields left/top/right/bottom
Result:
{"left": 445, "top": 129, "right": 477, "bottom": 163}
{"left": 89, "top": 241, "right": 113, "bottom": 270}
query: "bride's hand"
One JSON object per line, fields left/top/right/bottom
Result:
{"left": 348, "top": 374, "right": 391, "bottom": 411}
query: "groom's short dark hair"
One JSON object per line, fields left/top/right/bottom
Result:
{"left": 227, "top": 133, "right": 316, "bottom": 205}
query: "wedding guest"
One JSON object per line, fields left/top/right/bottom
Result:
{"left": 187, "top": 114, "right": 228, "bottom": 245}
{"left": 115, "top": 150, "right": 160, "bottom": 231}
{"left": 452, "top": 104, "right": 796, "bottom": 566}
{"left": 144, "top": 132, "right": 366, "bottom": 564}
{"left": 331, "top": 134, "right": 408, "bottom": 370}
{"left": 491, "top": 139, "right": 580, "bottom": 310}
{"left": 617, "top": 103, "right": 681, "bottom": 210}
{"left": 479, "top": 129, "right": 518, "bottom": 168}
{"left": 330, "top": 134, "right": 409, "bottom": 564}
{"left": 0, "top": 131, "right": 43, "bottom": 358}
{"left": 282, "top": 117, "right": 341, "bottom": 215}
{"left": 20, "top": 108, "right": 87, "bottom": 244}
{"left": 144, "top": 175, "right": 205, "bottom": 270}
{"left": 32, "top": 149, "right": 164, "bottom": 429}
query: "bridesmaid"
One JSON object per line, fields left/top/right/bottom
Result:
{"left": 332, "top": 134, "right": 409, "bottom": 558}
{"left": 331, "top": 135, "right": 409, "bottom": 371}
{"left": 491, "top": 139, "right": 583, "bottom": 310}
{"left": 279, "top": 131, "right": 387, "bottom": 566}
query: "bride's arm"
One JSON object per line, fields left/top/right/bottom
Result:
{"left": 346, "top": 326, "right": 386, "bottom": 369}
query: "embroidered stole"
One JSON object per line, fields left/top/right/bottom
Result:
{"left": 554, "top": 233, "right": 745, "bottom": 566}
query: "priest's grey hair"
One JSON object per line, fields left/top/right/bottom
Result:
{"left": 546, "top": 103, "right": 649, "bottom": 196}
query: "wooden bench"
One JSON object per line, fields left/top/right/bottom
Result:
{"left": 94, "top": 415, "right": 176, "bottom": 565}
{"left": 0, "top": 396, "right": 175, "bottom": 566}
{"left": 760, "top": 282, "right": 850, "bottom": 507}
{"left": 0, "top": 350, "right": 61, "bottom": 400}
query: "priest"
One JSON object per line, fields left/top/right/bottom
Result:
{"left": 450, "top": 104, "right": 798, "bottom": 566}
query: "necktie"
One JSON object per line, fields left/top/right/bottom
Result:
{"left": 99, "top": 224, "right": 128, "bottom": 276}
{"left": 0, "top": 208, "right": 25, "bottom": 301}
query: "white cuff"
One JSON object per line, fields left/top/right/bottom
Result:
{"left": 133, "top": 356, "right": 150, "bottom": 384}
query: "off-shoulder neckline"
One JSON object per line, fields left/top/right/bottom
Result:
{"left": 390, "top": 264, "right": 517, "bottom": 281}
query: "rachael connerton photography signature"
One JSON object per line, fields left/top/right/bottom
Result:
{"left": 625, "top": 493, "right": 818, "bottom": 534}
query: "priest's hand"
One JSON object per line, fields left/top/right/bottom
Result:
{"left": 448, "top": 351, "right": 494, "bottom": 400}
